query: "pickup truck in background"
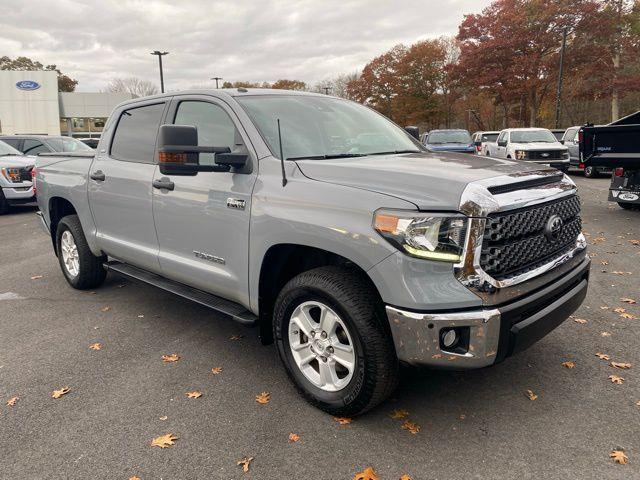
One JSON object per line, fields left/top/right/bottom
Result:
{"left": 580, "top": 111, "right": 640, "bottom": 210}
{"left": 493, "top": 128, "right": 570, "bottom": 172}
{"left": 0, "top": 139, "right": 36, "bottom": 214}
{"left": 472, "top": 130, "right": 500, "bottom": 156}
{"left": 562, "top": 126, "right": 612, "bottom": 178}
{"left": 36, "top": 89, "right": 590, "bottom": 415}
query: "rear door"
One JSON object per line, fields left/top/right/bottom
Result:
{"left": 151, "top": 96, "right": 257, "bottom": 306}
{"left": 88, "top": 100, "right": 168, "bottom": 272}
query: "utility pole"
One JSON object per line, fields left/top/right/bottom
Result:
{"left": 554, "top": 27, "right": 568, "bottom": 129}
{"left": 150, "top": 51, "right": 169, "bottom": 93}
{"left": 211, "top": 76, "right": 223, "bottom": 89}
{"left": 322, "top": 86, "right": 332, "bottom": 95}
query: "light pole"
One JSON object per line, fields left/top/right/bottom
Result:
{"left": 150, "top": 51, "right": 169, "bottom": 93}
{"left": 211, "top": 76, "right": 223, "bottom": 89}
{"left": 554, "top": 27, "right": 568, "bottom": 128}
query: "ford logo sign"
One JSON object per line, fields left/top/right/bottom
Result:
{"left": 15, "top": 80, "right": 41, "bottom": 91}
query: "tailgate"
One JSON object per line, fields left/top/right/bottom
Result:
{"left": 581, "top": 124, "right": 640, "bottom": 169}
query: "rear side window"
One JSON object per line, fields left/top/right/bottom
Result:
{"left": 110, "top": 103, "right": 165, "bottom": 163}
{"left": 23, "top": 139, "right": 49, "bottom": 155}
{"left": 2, "top": 138, "right": 21, "bottom": 150}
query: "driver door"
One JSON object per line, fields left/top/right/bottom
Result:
{"left": 151, "top": 96, "right": 257, "bottom": 306}
{"left": 496, "top": 131, "right": 508, "bottom": 157}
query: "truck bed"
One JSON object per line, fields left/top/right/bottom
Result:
{"left": 581, "top": 111, "right": 640, "bottom": 169}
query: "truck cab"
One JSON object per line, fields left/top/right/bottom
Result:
{"left": 495, "top": 128, "right": 570, "bottom": 172}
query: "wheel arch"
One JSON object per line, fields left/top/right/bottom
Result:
{"left": 48, "top": 197, "right": 78, "bottom": 256}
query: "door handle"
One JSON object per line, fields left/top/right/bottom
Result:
{"left": 153, "top": 178, "right": 175, "bottom": 191}
{"left": 90, "top": 170, "right": 105, "bottom": 181}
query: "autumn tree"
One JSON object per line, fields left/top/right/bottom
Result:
{"left": 105, "top": 77, "right": 159, "bottom": 97}
{"left": 271, "top": 79, "right": 307, "bottom": 91}
{"left": 0, "top": 55, "right": 78, "bottom": 92}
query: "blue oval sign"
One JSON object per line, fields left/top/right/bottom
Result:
{"left": 16, "top": 80, "right": 41, "bottom": 91}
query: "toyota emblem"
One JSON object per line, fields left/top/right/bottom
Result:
{"left": 545, "top": 215, "right": 563, "bottom": 241}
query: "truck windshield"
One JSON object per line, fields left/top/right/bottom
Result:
{"left": 0, "top": 140, "right": 22, "bottom": 156}
{"left": 236, "top": 95, "right": 421, "bottom": 160}
{"left": 47, "top": 137, "right": 93, "bottom": 152}
{"left": 427, "top": 131, "right": 471, "bottom": 144}
{"left": 510, "top": 130, "right": 558, "bottom": 143}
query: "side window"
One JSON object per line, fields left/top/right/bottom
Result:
{"left": 497, "top": 132, "right": 507, "bottom": 144}
{"left": 564, "top": 128, "right": 576, "bottom": 142}
{"left": 23, "top": 139, "right": 49, "bottom": 155}
{"left": 174, "top": 101, "right": 238, "bottom": 166}
{"left": 3, "top": 139, "right": 21, "bottom": 150}
{"left": 573, "top": 130, "right": 580, "bottom": 142}
{"left": 110, "top": 103, "right": 165, "bottom": 163}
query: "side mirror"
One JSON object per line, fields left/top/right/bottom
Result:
{"left": 560, "top": 139, "right": 565, "bottom": 145}
{"left": 404, "top": 126, "right": 420, "bottom": 140}
{"left": 157, "top": 124, "right": 248, "bottom": 175}
{"left": 497, "top": 140, "right": 507, "bottom": 147}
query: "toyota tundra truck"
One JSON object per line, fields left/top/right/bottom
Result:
{"left": 35, "top": 89, "right": 590, "bottom": 415}
{"left": 0, "top": 139, "right": 36, "bottom": 214}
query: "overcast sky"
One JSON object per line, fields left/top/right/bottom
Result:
{"left": 0, "top": 0, "right": 492, "bottom": 92}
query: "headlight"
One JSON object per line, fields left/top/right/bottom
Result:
{"left": 374, "top": 210, "right": 468, "bottom": 262}
{"left": 563, "top": 152, "right": 569, "bottom": 158}
{"left": 515, "top": 150, "right": 527, "bottom": 160}
{"left": 1, "top": 167, "right": 22, "bottom": 183}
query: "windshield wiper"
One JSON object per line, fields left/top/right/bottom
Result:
{"left": 368, "top": 150, "right": 421, "bottom": 155}
{"left": 287, "top": 153, "right": 368, "bottom": 160}
{"left": 0, "top": 153, "right": 23, "bottom": 157}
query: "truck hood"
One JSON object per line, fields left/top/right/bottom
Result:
{"left": 0, "top": 155, "right": 35, "bottom": 169}
{"left": 511, "top": 142, "right": 568, "bottom": 151}
{"left": 427, "top": 143, "right": 474, "bottom": 152}
{"left": 295, "top": 151, "right": 553, "bottom": 210}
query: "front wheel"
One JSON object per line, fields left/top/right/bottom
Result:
{"left": 56, "top": 215, "right": 107, "bottom": 289}
{"left": 273, "top": 266, "right": 398, "bottom": 416}
{"left": 584, "top": 166, "right": 598, "bottom": 178}
{"left": 618, "top": 202, "right": 639, "bottom": 210}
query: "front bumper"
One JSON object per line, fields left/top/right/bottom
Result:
{"left": 386, "top": 256, "right": 590, "bottom": 368}
{"left": 2, "top": 185, "right": 35, "bottom": 203}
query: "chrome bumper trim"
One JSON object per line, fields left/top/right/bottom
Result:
{"left": 386, "top": 306, "right": 500, "bottom": 368}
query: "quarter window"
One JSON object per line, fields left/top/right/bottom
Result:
{"left": 110, "top": 103, "right": 165, "bottom": 163}
{"left": 497, "top": 132, "right": 507, "bottom": 144}
{"left": 174, "top": 101, "right": 238, "bottom": 165}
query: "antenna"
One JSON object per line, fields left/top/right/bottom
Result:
{"left": 277, "top": 119, "right": 287, "bottom": 187}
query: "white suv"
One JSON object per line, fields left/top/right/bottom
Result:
{"left": 494, "top": 128, "right": 570, "bottom": 171}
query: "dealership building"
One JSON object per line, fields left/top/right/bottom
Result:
{"left": 0, "top": 70, "right": 132, "bottom": 138}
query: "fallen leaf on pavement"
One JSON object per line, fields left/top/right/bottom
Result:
{"left": 601, "top": 332, "right": 612, "bottom": 337}
{"left": 629, "top": 239, "right": 640, "bottom": 246}
{"left": 596, "top": 352, "right": 611, "bottom": 360}
{"left": 237, "top": 456, "right": 253, "bottom": 473}
{"left": 609, "top": 375, "right": 624, "bottom": 384}
{"left": 186, "top": 391, "right": 202, "bottom": 399}
{"left": 612, "top": 271, "right": 632, "bottom": 276}
{"left": 601, "top": 261, "right": 609, "bottom": 265}
{"left": 211, "top": 367, "right": 222, "bottom": 375}
{"left": 151, "top": 433, "right": 178, "bottom": 448}
{"left": 89, "top": 342, "right": 101, "bottom": 350}
{"left": 162, "top": 353, "right": 180, "bottom": 363}
{"left": 562, "top": 361, "right": 576, "bottom": 369}
{"left": 353, "top": 467, "right": 379, "bottom": 480}
{"left": 333, "top": 416, "right": 353, "bottom": 425}
{"left": 129, "top": 476, "right": 141, "bottom": 480}
{"left": 389, "top": 409, "right": 410, "bottom": 419}
{"left": 30, "top": 275, "right": 43, "bottom": 280}
{"left": 255, "top": 392, "right": 270, "bottom": 404}
{"left": 401, "top": 420, "right": 420, "bottom": 434}
{"left": 621, "top": 298, "right": 637, "bottom": 304}
{"left": 52, "top": 387, "right": 70, "bottom": 399}
{"left": 288, "top": 433, "right": 300, "bottom": 442}
{"left": 600, "top": 306, "right": 610, "bottom": 310}
{"left": 100, "top": 306, "right": 111, "bottom": 312}
{"left": 399, "top": 476, "right": 412, "bottom": 480}
{"left": 610, "top": 449, "right": 628, "bottom": 465}
{"left": 636, "top": 400, "right": 640, "bottom": 407}
{"left": 525, "top": 389, "right": 538, "bottom": 401}
{"left": 620, "top": 313, "right": 637, "bottom": 319}
{"left": 573, "top": 318, "right": 588, "bottom": 324}
{"left": 610, "top": 362, "right": 632, "bottom": 370}
{"left": 614, "top": 307, "right": 627, "bottom": 314}
{"left": 159, "top": 416, "right": 168, "bottom": 421}
{"left": 6, "top": 396, "right": 19, "bottom": 406}
{"left": 230, "top": 334, "right": 244, "bottom": 340}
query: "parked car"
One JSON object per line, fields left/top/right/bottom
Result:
{"left": 78, "top": 138, "right": 100, "bottom": 149}
{"left": 36, "top": 89, "right": 589, "bottom": 415}
{"left": 423, "top": 129, "right": 475, "bottom": 153}
{"left": 561, "top": 126, "right": 612, "bottom": 178}
{"left": 494, "top": 128, "right": 570, "bottom": 172}
{"left": 580, "top": 111, "right": 640, "bottom": 210}
{"left": 0, "top": 135, "right": 93, "bottom": 155}
{"left": 0, "top": 140, "right": 35, "bottom": 214}
{"left": 471, "top": 131, "right": 500, "bottom": 156}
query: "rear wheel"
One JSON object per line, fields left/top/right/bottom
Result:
{"left": 273, "top": 266, "right": 398, "bottom": 416}
{"left": 56, "top": 215, "right": 107, "bottom": 289}
{"left": 584, "top": 166, "right": 598, "bottom": 178}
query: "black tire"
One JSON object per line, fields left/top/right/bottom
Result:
{"left": 273, "top": 266, "right": 398, "bottom": 416}
{"left": 56, "top": 215, "right": 107, "bottom": 289}
{"left": 584, "top": 166, "right": 598, "bottom": 178}
{"left": 618, "top": 202, "right": 640, "bottom": 210}
{"left": 0, "top": 189, "right": 9, "bottom": 215}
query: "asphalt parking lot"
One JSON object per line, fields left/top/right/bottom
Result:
{"left": 1, "top": 174, "right": 639, "bottom": 480}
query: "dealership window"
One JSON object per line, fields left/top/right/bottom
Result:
{"left": 110, "top": 103, "right": 165, "bottom": 163}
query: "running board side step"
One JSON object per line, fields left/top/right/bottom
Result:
{"left": 104, "top": 261, "right": 258, "bottom": 326}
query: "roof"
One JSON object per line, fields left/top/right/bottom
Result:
{"left": 502, "top": 127, "right": 551, "bottom": 132}
{"left": 0, "top": 134, "right": 68, "bottom": 139}
{"left": 428, "top": 129, "right": 470, "bottom": 133}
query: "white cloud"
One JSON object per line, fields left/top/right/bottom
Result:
{"left": 0, "top": 0, "right": 492, "bottom": 91}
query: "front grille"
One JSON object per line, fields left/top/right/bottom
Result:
{"left": 480, "top": 195, "right": 581, "bottom": 280}
{"left": 528, "top": 150, "right": 564, "bottom": 160}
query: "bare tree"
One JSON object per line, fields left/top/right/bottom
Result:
{"left": 313, "top": 72, "right": 360, "bottom": 100}
{"left": 105, "top": 77, "right": 159, "bottom": 97}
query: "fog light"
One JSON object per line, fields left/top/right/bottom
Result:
{"left": 442, "top": 329, "right": 458, "bottom": 349}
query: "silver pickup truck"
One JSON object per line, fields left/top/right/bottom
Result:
{"left": 36, "top": 89, "right": 590, "bottom": 415}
